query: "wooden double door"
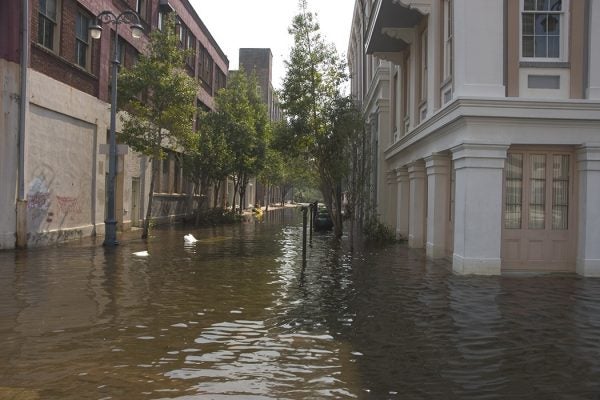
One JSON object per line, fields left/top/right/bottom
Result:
{"left": 502, "top": 148, "right": 576, "bottom": 272}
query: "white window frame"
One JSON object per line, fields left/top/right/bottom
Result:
{"left": 442, "top": 0, "right": 453, "bottom": 81}
{"left": 420, "top": 28, "right": 428, "bottom": 103}
{"left": 519, "top": 0, "right": 569, "bottom": 62}
{"left": 38, "top": 0, "right": 60, "bottom": 51}
{"left": 75, "top": 10, "right": 91, "bottom": 70}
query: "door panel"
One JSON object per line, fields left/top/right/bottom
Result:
{"left": 502, "top": 149, "right": 576, "bottom": 272}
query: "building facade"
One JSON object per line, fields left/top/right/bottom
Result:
{"left": 237, "top": 48, "right": 285, "bottom": 208}
{"left": 348, "top": 0, "right": 600, "bottom": 276}
{"left": 0, "top": 0, "right": 228, "bottom": 249}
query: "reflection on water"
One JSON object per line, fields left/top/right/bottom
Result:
{"left": 1, "top": 208, "right": 600, "bottom": 399}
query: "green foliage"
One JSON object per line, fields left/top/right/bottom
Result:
{"left": 279, "top": 0, "right": 364, "bottom": 236}
{"left": 185, "top": 110, "right": 233, "bottom": 198}
{"left": 363, "top": 217, "right": 398, "bottom": 243}
{"left": 116, "top": 13, "right": 198, "bottom": 238}
{"left": 211, "top": 69, "right": 271, "bottom": 210}
{"left": 192, "top": 207, "right": 241, "bottom": 226}
{"left": 117, "top": 13, "right": 197, "bottom": 159}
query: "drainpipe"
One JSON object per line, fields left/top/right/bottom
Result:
{"left": 16, "top": 0, "right": 29, "bottom": 248}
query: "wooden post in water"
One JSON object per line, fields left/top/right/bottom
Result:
{"left": 309, "top": 203, "right": 313, "bottom": 244}
{"left": 302, "top": 206, "right": 308, "bottom": 259}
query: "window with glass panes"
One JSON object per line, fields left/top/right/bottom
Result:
{"left": 75, "top": 11, "right": 90, "bottom": 69}
{"left": 521, "top": 0, "right": 565, "bottom": 59}
{"left": 38, "top": 0, "right": 57, "bottom": 49}
{"left": 504, "top": 151, "right": 570, "bottom": 231}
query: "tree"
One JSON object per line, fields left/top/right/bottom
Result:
{"left": 118, "top": 14, "right": 198, "bottom": 238}
{"left": 184, "top": 110, "right": 232, "bottom": 221}
{"left": 215, "top": 69, "right": 270, "bottom": 213}
{"left": 280, "top": 0, "right": 360, "bottom": 237}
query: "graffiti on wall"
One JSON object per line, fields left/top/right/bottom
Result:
{"left": 27, "top": 175, "right": 52, "bottom": 229}
{"left": 28, "top": 191, "right": 51, "bottom": 209}
{"left": 56, "top": 196, "right": 81, "bottom": 214}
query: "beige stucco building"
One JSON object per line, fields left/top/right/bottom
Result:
{"left": 348, "top": 0, "right": 600, "bottom": 275}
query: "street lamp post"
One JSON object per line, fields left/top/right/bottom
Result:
{"left": 89, "top": 10, "right": 143, "bottom": 246}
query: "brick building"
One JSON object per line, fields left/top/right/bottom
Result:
{"left": 0, "top": 0, "right": 228, "bottom": 249}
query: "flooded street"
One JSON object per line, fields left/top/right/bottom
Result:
{"left": 1, "top": 208, "right": 600, "bottom": 399}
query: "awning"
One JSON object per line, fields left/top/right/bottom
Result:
{"left": 365, "top": 0, "right": 427, "bottom": 61}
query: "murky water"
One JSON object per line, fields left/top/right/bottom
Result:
{"left": 1, "top": 208, "right": 600, "bottom": 399}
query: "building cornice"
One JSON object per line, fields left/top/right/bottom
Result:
{"left": 385, "top": 97, "right": 600, "bottom": 160}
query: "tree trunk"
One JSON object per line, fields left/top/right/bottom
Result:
{"left": 232, "top": 177, "right": 240, "bottom": 214}
{"left": 142, "top": 157, "right": 158, "bottom": 239}
{"left": 265, "top": 184, "right": 269, "bottom": 211}
{"left": 213, "top": 181, "right": 220, "bottom": 208}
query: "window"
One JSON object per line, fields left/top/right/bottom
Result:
{"left": 391, "top": 71, "right": 398, "bottom": 135}
{"left": 186, "top": 32, "right": 196, "bottom": 69}
{"left": 443, "top": 0, "right": 453, "bottom": 80}
{"left": 521, "top": 0, "right": 566, "bottom": 60}
{"left": 505, "top": 153, "right": 523, "bottom": 229}
{"left": 552, "top": 154, "right": 569, "bottom": 229}
{"left": 38, "top": 0, "right": 57, "bottom": 50}
{"left": 504, "top": 151, "right": 570, "bottom": 231}
{"left": 75, "top": 10, "right": 90, "bottom": 69}
{"left": 420, "top": 29, "right": 428, "bottom": 102}
{"left": 136, "top": 0, "right": 146, "bottom": 21}
{"left": 198, "top": 45, "right": 213, "bottom": 91}
{"left": 215, "top": 68, "right": 227, "bottom": 92}
{"left": 401, "top": 53, "right": 410, "bottom": 134}
{"left": 158, "top": 10, "right": 165, "bottom": 30}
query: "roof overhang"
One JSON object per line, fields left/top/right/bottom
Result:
{"left": 365, "top": 0, "right": 427, "bottom": 62}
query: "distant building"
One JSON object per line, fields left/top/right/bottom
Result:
{"left": 348, "top": 0, "right": 600, "bottom": 276}
{"left": 229, "top": 48, "right": 285, "bottom": 208}
{"left": 0, "top": 0, "right": 228, "bottom": 249}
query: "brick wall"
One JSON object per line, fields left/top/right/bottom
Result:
{"left": 30, "top": 0, "right": 100, "bottom": 97}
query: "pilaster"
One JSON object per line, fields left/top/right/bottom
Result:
{"left": 576, "top": 144, "right": 600, "bottom": 276}
{"left": 396, "top": 167, "right": 410, "bottom": 239}
{"left": 408, "top": 160, "right": 426, "bottom": 248}
{"left": 450, "top": 143, "right": 508, "bottom": 275}
{"left": 425, "top": 153, "right": 450, "bottom": 258}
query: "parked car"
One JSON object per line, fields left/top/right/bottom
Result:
{"left": 314, "top": 206, "right": 334, "bottom": 231}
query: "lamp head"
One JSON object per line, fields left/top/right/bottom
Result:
{"left": 131, "top": 23, "right": 143, "bottom": 39}
{"left": 89, "top": 24, "right": 103, "bottom": 39}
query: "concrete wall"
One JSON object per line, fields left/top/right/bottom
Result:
{"left": 0, "top": 60, "right": 19, "bottom": 249}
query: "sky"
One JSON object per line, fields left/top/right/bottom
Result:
{"left": 188, "top": 0, "right": 355, "bottom": 90}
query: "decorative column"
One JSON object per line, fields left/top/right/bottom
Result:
{"left": 385, "top": 170, "right": 398, "bottom": 232}
{"left": 451, "top": 143, "right": 508, "bottom": 275}
{"left": 425, "top": 153, "right": 450, "bottom": 258}
{"left": 408, "top": 160, "right": 426, "bottom": 248}
{"left": 576, "top": 145, "right": 600, "bottom": 276}
{"left": 395, "top": 167, "right": 410, "bottom": 240}
{"left": 588, "top": 0, "right": 600, "bottom": 99}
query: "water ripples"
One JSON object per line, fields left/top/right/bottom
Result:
{"left": 1, "top": 210, "right": 600, "bottom": 399}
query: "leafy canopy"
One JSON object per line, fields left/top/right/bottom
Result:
{"left": 117, "top": 13, "right": 197, "bottom": 159}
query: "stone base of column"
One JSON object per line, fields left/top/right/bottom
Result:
{"left": 426, "top": 242, "right": 447, "bottom": 258}
{"left": 577, "top": 259, "right": 600, "bottom": 277}
{"left": 453, "top": 254, "right": 501, "bottom": 275}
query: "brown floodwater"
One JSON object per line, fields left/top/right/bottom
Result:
{"left": 1, "top": 208, "right": 600, "bottom": 399}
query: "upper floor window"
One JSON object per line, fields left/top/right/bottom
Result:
{"left": 75, "top": 10, "right": 91, "bottom": 70}
{"left": 38, "top": 0, "right": 58, "bottom": 50}
{"left": 158, "top": 10, "right": 165, "bottom": 30}
{"left": 443, "top": 0, "right": 453, "bottom": 80}
{"left": 215, "top": 68, "right": 227, "bottom": 92}
{"left": 136, "top": 0, "right": 146, "bottom": 21}
{"left": 419, "top": 29, "right": 428, "bottom": 102}
{"left": 521, "top": 0, "right": 566, "bottom": 60}
{"left": 198, "top": 45, "right": 213, "bottom": 92}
